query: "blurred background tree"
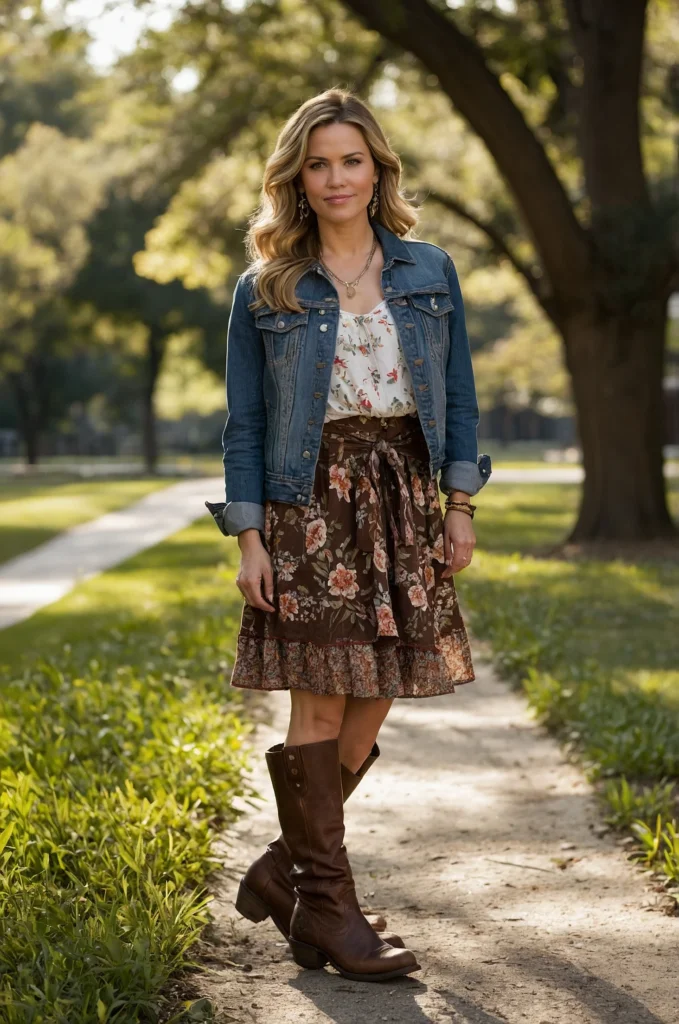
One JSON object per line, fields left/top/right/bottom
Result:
{"left": 1, "top": 0, "right": 677, "bottom": 548}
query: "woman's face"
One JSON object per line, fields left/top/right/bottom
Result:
{"left": 298, "top": 121, "right": 379, "bottom": 225}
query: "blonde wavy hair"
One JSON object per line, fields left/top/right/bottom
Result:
{"left": 244, "top": 87, "right": 419, "bottom": 313}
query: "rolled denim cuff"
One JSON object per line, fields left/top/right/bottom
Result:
{"left": 439, "top": 454, "right": 492, "bottom": 496}
{"left": 204, "top": 500, "right": 265, "bottom": 537}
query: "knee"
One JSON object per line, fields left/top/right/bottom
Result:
{"left": 338, "top": 737, "right": 377, "bottom": 775}
{"left": 287, "top": 694, "right": 345, "bottom": 745}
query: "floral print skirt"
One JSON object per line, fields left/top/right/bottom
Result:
{"left": 230, "top": 412, "right": 476, "bottom": 699}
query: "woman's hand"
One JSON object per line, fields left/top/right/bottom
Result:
{"left": 441, "top": 509, "right": 476, "bottom": 577}
{"left": 236, "top": 530, "right": 276, "bottom": 611}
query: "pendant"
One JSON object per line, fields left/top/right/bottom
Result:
{"left": 346, "top": 285, "right": 356, "bottom": 298}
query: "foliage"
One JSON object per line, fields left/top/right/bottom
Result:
{"left": 0, "top": 1, "right": 98, "bottom": 159}
{"left": 0, "top": 517, "right": 252, "bottom": 1022}
{"left": 0, "top": 123, "right": 106, "bottom": 341}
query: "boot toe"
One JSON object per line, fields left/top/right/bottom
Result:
{"left": 381, "top": 944, "right": 419, "bottom": 970}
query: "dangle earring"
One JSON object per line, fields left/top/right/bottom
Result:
{"left": 298, "top": 190, "right": 310, "bottom": 219}
{"left": 369, "top": 182, "right": 380, "bottom": 218}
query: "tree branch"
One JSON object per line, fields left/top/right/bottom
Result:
{"left": 351, "top": 42, "right": 391, "bottom": 96}
{"left": 341, "top": 0, "right": 591, "bottom": 306}
{"left": 426, "top": 188, "right": 546, "bottom": 305}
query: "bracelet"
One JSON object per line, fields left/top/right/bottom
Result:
{"left": 444, "top": 499, "right": 476, "bottom": 519}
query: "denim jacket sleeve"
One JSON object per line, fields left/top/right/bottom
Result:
{"left": 207, "top": 271, "right": 267, "bottom": 539}
{"left": 439, "top": 254, "right": 492, "bottom": 497}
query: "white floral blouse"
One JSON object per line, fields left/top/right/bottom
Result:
{"left": 324, "top": 300, "right": 418, "bottom": 422}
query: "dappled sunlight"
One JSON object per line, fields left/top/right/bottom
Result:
{"left": 0, "top": 515, "right": 244, "bottom": 669}
{"left": 0, "top": 476, "right": 174, "bottom": 564}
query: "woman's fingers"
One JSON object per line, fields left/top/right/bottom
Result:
{"left": 237, "top": 550, "right": 276, "bottom": 611}
{"left": 262, "top": 562, "right": 275, "bottom": 605}
{"left": 443, "top": 523, "right": 453, "bottom": 569}
{"left": 240, "top": 574, "right": 276, "bottom": 611}
{"left": 449, "top": 542, "right": 474, "bottom": 575}
{"left": 441, "top": 513, "right": 476, "bottom": 577}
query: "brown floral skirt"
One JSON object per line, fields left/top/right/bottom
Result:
{"left": 230, "top": 411, "right": 475, "bottom": 698}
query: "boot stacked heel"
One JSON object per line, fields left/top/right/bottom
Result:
{"left": 235, "top": 878, "right": 270, "bottom": 923}
{"left": 288, "top": 938, "right": 329, "bottom": 969}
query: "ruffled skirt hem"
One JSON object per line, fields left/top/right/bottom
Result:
{"left": 230, "top": 631, "right": 475, "bottom": 699}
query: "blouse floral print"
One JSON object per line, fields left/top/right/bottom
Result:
{"left": 324, "top": 301, "right": 418, "bottom": 422}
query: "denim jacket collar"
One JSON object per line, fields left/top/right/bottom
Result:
{"left": 304, "top": 219, "right": 417, "bottom": 280}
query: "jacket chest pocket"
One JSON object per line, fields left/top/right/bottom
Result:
{"left": 255, "top": 309, "right": 309, "bottom": 367}
{"left": 409, "top": 289, "right": 454, "bottom": 355}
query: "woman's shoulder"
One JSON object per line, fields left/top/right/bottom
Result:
{"left": 403, "top": 235, "right": 455, "bottom": 277}
{"left": 236, "top": 262, "right": 261, "bottom": 294}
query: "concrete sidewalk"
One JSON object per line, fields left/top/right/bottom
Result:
{"left": 0, "top": 477, "right": 223, "bottom": 630}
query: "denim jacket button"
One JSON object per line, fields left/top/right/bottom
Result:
{"left": 302, "top": 450, "right": 311, "bottom": 458}
{"left": 319, "top": 323, "right": 328, "bottom": 332}
{"left": 319, "top": 309, "right": 325, "bottom": 315}
{"left": 277, "top": 320, "right": 285, "bottom": 328}
{"left": 296, "top": 493, "right": 303, "bottom": 500}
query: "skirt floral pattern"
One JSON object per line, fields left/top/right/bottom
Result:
{"left": 230, "top": 411, "right": 476, "bottom": 698}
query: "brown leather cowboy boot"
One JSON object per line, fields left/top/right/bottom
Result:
{"left": 235, "top": 743, "right": 403, "bottom": 946}
{"left": 268, "top": 737, "right": 420, "bottom": 983}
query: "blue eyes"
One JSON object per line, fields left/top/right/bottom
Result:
{"left": 309, "top": 158, "right": 361, "bottom": 170}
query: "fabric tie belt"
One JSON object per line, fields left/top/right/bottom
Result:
{"left": 324, "top": 416, "right": 422, "bottom": 561}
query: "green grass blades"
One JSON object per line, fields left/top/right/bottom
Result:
{"left": 0, "top": 517, "right": 252, "bottom": 1022}
{"left": 604, "top": 776, "right": 677, "bottom": 829}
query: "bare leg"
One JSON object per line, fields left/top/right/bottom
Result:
{"left": 338, "top": 695, "right": 394, "bottom": 773}
{"left": 286, "top": 690, "right": 346, "bottom": 746}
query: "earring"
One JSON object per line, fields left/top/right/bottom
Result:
{"left": 298, "top": 191, "right": 309, "bottom": 219}
{"left": 369, "top": 183, "right": 380, "bottom": 218}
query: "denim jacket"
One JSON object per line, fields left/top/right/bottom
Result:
{"left": 208, "top": 219, "right": 492, "bottom": 537}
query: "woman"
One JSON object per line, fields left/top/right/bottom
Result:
{"left": 206, "top": 87, "right": 492, "bottom": 983}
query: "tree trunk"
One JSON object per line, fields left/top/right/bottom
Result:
{"left": 141, "top": 326, "right": 164, "bottom": 474}
{"left": 9, "top": 372, "right": 41, "bottom": 466}
{"left": 563, "top": 305, "right": 677, "bottom": 541}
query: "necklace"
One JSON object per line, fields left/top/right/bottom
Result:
{"left": 318, "top": 231, "right": 378, "bottom": 298}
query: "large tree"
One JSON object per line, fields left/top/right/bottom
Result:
{"left": 339, "top": 0, "right": 679, "bottom": 544}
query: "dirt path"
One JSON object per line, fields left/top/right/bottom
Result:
{"left": 198, "top": 641, "right": 677, "bottom": 1024}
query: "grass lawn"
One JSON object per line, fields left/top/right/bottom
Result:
{"left": 0, "top": 516, "right": 251, "bottom": 1023}
{"left": 0, "top": 476, "right": 183, "bottom": 565}
{"left": 459, "top": 480, "right": 679, "bottom": 894}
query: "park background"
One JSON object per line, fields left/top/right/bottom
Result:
{"left": 0, "top": 1, "right": 678, "bottom": 1022}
